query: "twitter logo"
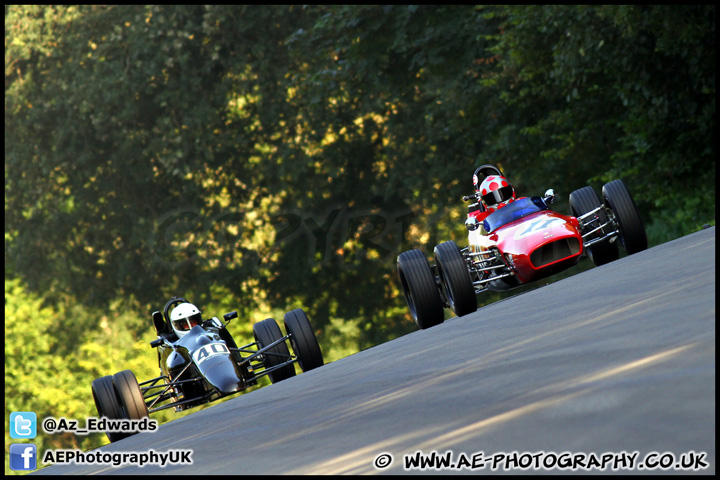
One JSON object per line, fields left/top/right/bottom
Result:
{"left": 10, "top": 412, "right": 37, "bottom": 439}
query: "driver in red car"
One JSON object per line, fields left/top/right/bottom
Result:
{"left": 466, "top": 169, "right": 557, "bottom": 236}
{"left": 466, "top": 173, "right": 518, "bottom": 235}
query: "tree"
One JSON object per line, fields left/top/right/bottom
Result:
{"left": 476, "top": 5, "right": 715, "bottom": 239}
{"left": 5, "top": 6, "right": 293, "bottom": 313}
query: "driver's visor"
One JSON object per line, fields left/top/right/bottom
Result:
{"left": 173, "top": 313, "right": 203, "bottom": 331}
{"left": 482, "top": 186, "right": 513, "bottom": 207}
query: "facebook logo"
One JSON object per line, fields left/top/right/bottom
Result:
{"left": 10, "top": 444, "right": 37, "bottom": 471}
{"left": 10, "top": 411, "right": 37, "bottom": 439}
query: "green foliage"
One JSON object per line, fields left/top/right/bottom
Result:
{"left": 3, "top": 278, "right": 228, "bottom": 475}
{"left": 478, "top": 5, "right": 715, "bottom": 230}
{"left": 4, "top": 279, "right": 123, "bottom": 472}
{"left": 5, "top": 5, "right": 715, "bottom": 470}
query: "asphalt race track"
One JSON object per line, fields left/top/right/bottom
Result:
{"left": 35, "top": 226, "right": 715, "bottom": 475}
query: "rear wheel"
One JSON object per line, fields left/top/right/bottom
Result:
{"left": 397, "top": 249, "right": 445, "bottom": 329}
{"left": 253, "top": 318, "right": 295, "bottom": 383}
{"left": 602, "top": 179, "right": 647, "bottom": 255}
{"left": 433, "top": 241, "right": 477, "bottom": 317}
{"left": 91, "top": 375, "right": 126, "bottom": 443}
{"left": 284, "top": 309, "right": 324, "bottom": 372}
{"left": 569, "top": 186, "right": 619, "bottom": 266}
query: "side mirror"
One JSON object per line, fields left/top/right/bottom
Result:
{"left": 543, "top": 189, "right": 556, "bottom": 205}
{"left": 223, "top": 311, "right": 238, "bottom": 322}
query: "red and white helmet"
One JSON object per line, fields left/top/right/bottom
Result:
{"left": 477, "top": 175, "right": 515, "bottom": 212}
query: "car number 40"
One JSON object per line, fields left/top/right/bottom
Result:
{"left": 192, "top": 342, "right": 230, "bottom": 364}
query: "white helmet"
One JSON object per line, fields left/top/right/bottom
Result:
{"left": 170, "top": 303, "right": 203, "bottom": 338}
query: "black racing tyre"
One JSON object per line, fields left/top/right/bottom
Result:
{"left": 284, "top": 308, "right": 324, "bottom": 372}
{"left": 91, "top": 375, "right": 126, "bottom": 443}
{"left": 253, "top": 318, "right": 296, "bottom": 383}
{"left": 433, "top": 241, "right": 477, "bottom": 317}
{"left": 569, "top": 186, "right": 619, "bottom": 266}
{"left": 112, "top": 370, "right": 149, "bottom": 421}
{"left": 602, "top": 179, "right": 648, "bottom": 255}
{"left": 397, "top": 249, "right": 445, "bottom": 329}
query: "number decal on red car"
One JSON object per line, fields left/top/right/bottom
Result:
{"left": 514, "top": 217, "right": 565, "bottom": 240}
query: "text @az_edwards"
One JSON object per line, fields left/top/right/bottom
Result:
{"left": 42, "top": 416, "right": 157, "bottom": 435}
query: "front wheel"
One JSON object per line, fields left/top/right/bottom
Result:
{"left": 91, "top": 375, "right": 127, "bottom": 443}
{"left": 602, "top": 179, "right": 647, "bottom": 255}
{"left": 253, "top": 318, "right": 296, "bottom": 384}
{"left": 284, "top": 308, "right": 324, "bottom": 372}
{"left": 112, "top": 370, "right": 149, "bottom": 422}
{"left": 397, "top": 249, "right": 445, "bottom": 329}
{"left": 569, "top": 186, "right": 619, "bottom": 266}
{"left": 433, "top": 241, "right": 477, "bottom": 317}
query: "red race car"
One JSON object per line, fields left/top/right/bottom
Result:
{"left": 397, "top": 165, "right": 648, "bottom": 329}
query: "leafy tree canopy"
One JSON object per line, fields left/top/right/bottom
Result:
{"left": 5, "top": 6, "right": 714, "bottom": 468}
